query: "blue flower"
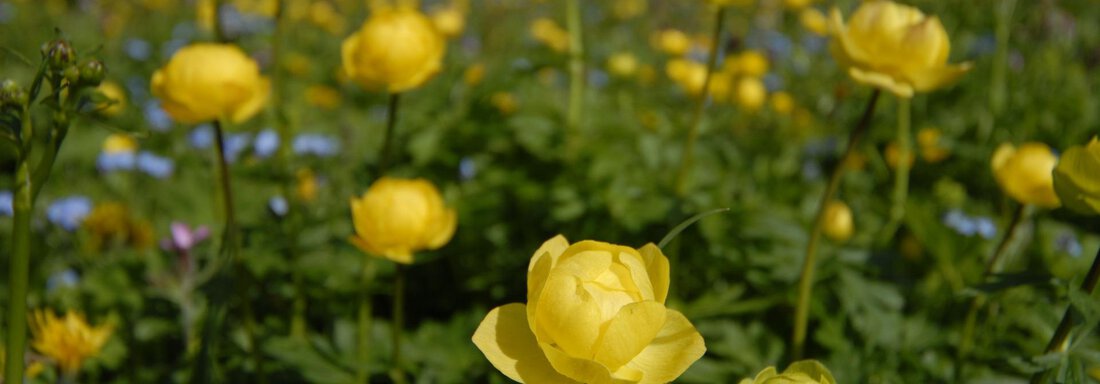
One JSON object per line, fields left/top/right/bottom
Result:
{"left": 1055, "top": 231, "right": 1083, "bottom": 258}
{"left": 137, "top": 151, "right": 175, "bottom": 179}
{"left": 189, "top": 124, "right": 215, "bottom": 149}
{"left": 124, "top": 38, "right": 152, "bottom": 61}
{"left": 97, "top": 151, "right": 137, "bottom": 172}
{"left": 973, "top": 217, "right": 997, "bottom": 239}
{"left": 292, "top": 134, "right": 340, "bottom": 157}
{"left": 144, "top": 100, "right": 173, "bottom": 132}
{"left": 459, "top": 157, "right": 477, "bottom": 181}
{"left": 223, "top": 133, "right": 252, "bottom": 163}
{"left": 47, "top": 196, "right": 93, "bottom": 231}
{"left": 254, "top": 129, "right": 280, "bottom": 159}
{"left": 269, "top": 196, "right": 288, "bottom": 217}
{"left": 0, "top": 190, "right": 12, "bottom": 217}
{"left": 0, "top": 2, "right": 16, "bottom": 24}
{"left": 46, "top": 269, "right": 79, "bottom": 293}
{"left": 943, "top": 209, "right": 997, "bottom": 238}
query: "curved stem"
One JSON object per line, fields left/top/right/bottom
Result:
{"left": 880, "top": 97, "right": 911, "bottom": 244}
{"left": 389, "top": 265, "right": 407, "bottom": 384}
{"left": 791, "top": 90, "right": 880, "bottom": 360}
{"left": 4, "top": 161, "right": 33, "bottom": 384}
{"left": 1030, "top": 244, "right": 1100, "bottom": 383}
{"left": 674, "top": 6, "right": 726, "bottom": 197}
{"left": 564, "top": 0, "right": 584, "bottom": 160}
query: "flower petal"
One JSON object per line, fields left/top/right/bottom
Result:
{"left": 907, "top": 62, "right": 972, "bottom": 93}
{"left": 848, "top": 67, "right": 913, "bottom": 98}
{"left": 533, "top": 273, "right": 603, "bottom": 357}
{"left": 540, "top": 342, "right": 629, "bottom": 384}
{"left": 593, "top": 301, "right": 667, "bottom": 372}
{"left": 636, "top": 243, "right": 670, "bottom": 304}
{"left": 473, "top": 304, "right": 579, "bottom": 384}
{"left": 618, "top": 309, "right": 705, "bottom": 383}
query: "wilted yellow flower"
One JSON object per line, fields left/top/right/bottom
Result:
{"left": 612, "top": 0, "right": 647, "bottom": 19}
{"left": 102, "top": 134, "right": 137, "bottom": 154}
{"left": 1053, "top": 137, "right": 1100, "bottom": 215}
{"left": 349, "top": 177, "right": 456, "bottom": 264}
{"left": 800, "top": 8, "right": 828, "bottom": 36}
{"left": 607, "top": 52, "right": 639, "bottom": 78}
{"left": 342, "top": 6, "right": 446, "bottom": 93}
{"left": 151, "top": 43, "right": 270, "bottom": 124}
{"left": 740, "top": 360, "right": 836, "bottom": 384}
{"left": 829, "top": 1, "right": 971, "bottom": 98}
{"left": 305, "top": 85, "right": 342, "bottom": 110}
{"left": 991, "top": 142, "right": 1060, "bottom": 208}
{"left": 97, "top": 81, "right": 127, "bottom": 116}
{"left": 531, "top": 18, "right": 570, "bottom": 53}
{"left": 30, "top": 309, "right": 113, "bottom": 375}
{"left": 431, "top": 6, "right": 465, "bottom": 38}
{"left": 771, "top": 91, "right": 795, "bottom": 114}
{"left": 734, "top": 77, "right": 767, "bottom": 111}
{"left": 822, "top": 200, "right": 854, "bottom": 242}
{"left": 917, "top": 127, "right": 950, "bottom": 163}
{"left": 654, "top": 29, "right": 692, "bottom": 56}
{"left": 490, "top": 92, "right": 518, "bottom": 115}
{"left": 666, "top": 59, "right": 707, "bottom": 96}
{"left": 473, "top": 236, "right": 706, "bottom": 383}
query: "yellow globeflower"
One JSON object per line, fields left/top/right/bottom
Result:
{"left": 96, "top": 81, "right": 127, "bottom": 116}
{"left": 800, "top": 8, "right": 828, "bottom": 36}
{"left": 490, "top": 92, "right": 518, "bottom": 115}
{"left": 735, "top": 50, "right": 769, "bottom": 77}
{"left": 1053, "top": 137, "right": 1100, "bottom": 215}
{"left": 530, "top": 18, "right": 570, "bottom": 53}
{"left": 349, "top": 177, "right": 456, "bottom": 264}
{"left": 612, "top": 0, "right": 647, "bottom": 20}
{"left": 733, "top": 77, "right": 767, "bottom": 111}
{"left": 666, "top": 58, "right": 707, "bottom": 96}
{"left": 607, "top": 52, "right": 639, "bottom": 78}
{"left": 829, "top": 1, "right": 971, "bottom": 98}
{"left": 770, "top": 91, "right": 795, "bottom": 115}
{"left": 151, "top": 43, "right": 270, "bottom": 124}
{"left": 342, "top": 6, "right": 446, "bottom": 93}
{"left": 654, "top": 29, "right": 692, "bottom": 56}
{"left": 473, "top": 236, "right": 705, "bottom": 383}
{"left": 740, "top": 360, "right": 836, "bottom": 384}
{"left": 991, "top": 142, "right": 1061, "bottom": 208}
{"left": 102, "top": 133, "right": 137, "bottom": 154}
{"left": 30, "top": 309, "right": 113, "bottom": 375}
{"left": 917, "top": 127, "right": 950, "bottom": 163}
{"left": 822, "top": 200, "right": 854, "bottom": 242}
{"left": 784, "top": 0, "right": 815, "bottom": 10}
{"left": 431, "top": 5, "right": 465, "bottom": 39}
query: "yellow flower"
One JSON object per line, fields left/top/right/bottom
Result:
{"left": 102, "top": 133, "right": 137, "bottom": 154}
{"left": 431, "top": 6, "right": 465, "bottom": 38}
{"left": 740, "top": 360, "right": 836, "bottom": 384}
{"left": 708, "top": 72, "right": 733, "bottom": 101}
{"left": 531, "top": 18, "right": 570, "bottom": 53}
{"left": 342, "top": 6, "right": 446, "bottom": 93}
{"left": 666, "top": 58, "right": 707, "bottom": 96}
{"left": 884, "top": 141, "right": 915, "bottom": 170}
{"left": 1053, "top": 137, "right": 1100, "bottom": 215}
{"left": 305, "top": 85, "right": 342, "bottom": 110}
{"left": 607, "top": 52, "right": 639, "bottom": 78}
{"left": 309, "top": 1, "right": 348, "bottom": 35}
{"left": 96, "top": 81, "right": 127, "bottom": 116}
{"left": 917, "top": 127, "right": 950, "bottom": 163}
{"left": 735, "top": 50, "right": 769, "bottom": 77}
{"left": 800, "top": 8, "right": 828, "bottom": 36}
{"left": 349, "top": 177, "right": 456, "bottom": 264}
{"left": 473, "top": 236, "right": 706, "bottom": 383}
{"left": 822, "top": 200, "right": 854, "bottom": 242}
{"left": 784, "top": 0, "right": 815, "bottom": 10}
{"left": 829, "top": 1, "right": 971, "bottom": 98}
{"left": 29, "top": 309, "right": 113, "bottom": 375}
{"left": 151, "top": 43, "right": 271, "bottom": 124}
{"left": 82, "top": 202, "right": 154, "bottom": 251}
{"left": 734, "top": 77, "right": 767, "bottom": 111}
{"left": 991, "top": 142, "right": 1061, "bottom": 208}
{"left": 296, "top": 168, "right": 318, "bottom": 203}
{"left": 612, "top": 0, "right": 647, "bottom": 20}
{"left": 654, "top": 29, "right": 692, "bottom": 56}
{"left": 770, "top": 91, "right": 795, "bottom": 114}
{"left": 464, "top": 63, "right": 486, "bottom": 86}
{"left": 491, "top": 92, "right": 518, "bottom": 115}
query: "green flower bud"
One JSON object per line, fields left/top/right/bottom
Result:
{"left": 0, "top": 79, "right": 27, "bottom": 106}
{"left": 43, "top": 39, "right": 76, "bottom": 69}
{"left": 79, "top": 60, "right": 106, "bottom": 85}
{"left": 63, "top": 65, "right": 81, "bottom": 85}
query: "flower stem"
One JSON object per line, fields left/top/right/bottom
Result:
{"left": 1030, "top": 244, "right": 1100, "bottom": 383}
{"left": 956, "top": 203, "right": 1029, "bottom": 377}
{"left": 389, "top": 264, "right": 407, "bottom": 384}
{"left": 378, "top": 93, "right": 401, "bottom": 175}
{"left": 791, "top": 90, "right": 880, "bottom": 360}
{"left": 356, "top": 259, "right": 376, "bottom": 384}
{"left": 4, "top": 161, "right": 33, "bottom": 384}
{"left": 879, "top": 96, "right": 911, "bottom": 244}
{"left": 564, "top": 0, "right": 584, "bottom": 160}
{"left": 674, "top": 5, "right": 726, "bottom": 197}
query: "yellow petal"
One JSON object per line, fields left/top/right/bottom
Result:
{"left": 783, "top": 360, "right": 837, "bottom": 384}
{"left": 341, "top": 30, "right": 362, "bottom": 79}
{"left": 426, "top": 206, "right": 457, "bottom": 249}
{"left": 619, "top": 309, "right": 706, "bottom": 383}
{"left": 472, "top": 304, "right": 580, "bottom": 384}
{"left": 593, "top": 301, "right": 667, "bottom": 372}
{"left": 616, "top": 250, "right": 655, "bottom": 301}
{"left": 636, "top": 243, "right": 670, "bottom": 304}
{"left": 539, "top": 342, "right": 626, "bottom": 384}
{"left": 1054, "top": 138, "right": 1100, "bottom": 215}
{"left": 230, "top": 76, "right": 271, "bottom": 123}
{"left": 848, "top": 67, "right": 913, "bottom": 98}
{"left": 533, "top": 273, "right": 603, "bottom": 357}
{"left": 907, "top": 62, "right": 972, "bottom": 93}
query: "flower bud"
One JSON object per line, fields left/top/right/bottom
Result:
{"left": 80, "top": 60, "right": 107, "bottom": 86}
{"left": 42, "top": 39, "right": 76, "bottom": 69}
{"left": 1, "top": 79, "right": 28, "bottom": 106}
{"left": 822, "top": 200, "right": 854, "bottom": 242}
{"left": 1053, "top": 137, "right": 1100, "bottom": 215}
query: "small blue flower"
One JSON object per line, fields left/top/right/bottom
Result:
{"left": 0, "top": 190, "right": 12, "bottom": 216}
{"left": 763, "top": 73, "right": 784, "bottom": 92}
{"left": 0, "top": 2, "right": 16, "bottom": 24}
{"left": 124, "top": 38, "right": 152, "bottom": 61}
{"left": 801, "top": 34, "right": 827, "bottom": 55}
{"left": 137, "top": 151, "right": 175, "bottom": 179}
{"left": 189, "top": 124, "right": 215, "bottom": 149}
{"left": 1055, "top": 231, "right": 1083, "bottom": 258}
{"left": 97, "top": 151, "right": 137, "bottom": 172}
{"left": 269, "top": 196, "right": 288, "bottom": 217}
{"left": 46, "top": 269, "right": 79, "bottom": 293}
{"left": 224, "top": 133, "right": 252, "bottom": 163}
{"left": 254, "top": 129, "right": 280, "bottom": 159}
{"left": 47, "top": 196, "right": 93, "bottom": 231}
{"left": 459, "top": 157, "right": 477, "bottom": 181}
{"left": 292, "top": 134, "right": 340, "bottom": 157}
{"left": 973, "top": 217, "right": 997, "bottom": 239}
{"left": 587, "top": 69, "right": 609, "bottom": 89}
{"left": 942, "top": 209, "right": 976, "bottom": 236}
{"left": 144, "top": 100, "right": 173, "bottom": 132}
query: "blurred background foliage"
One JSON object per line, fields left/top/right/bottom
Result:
{"left": 1, "top": 0, "right": 1099, "bottom": 382}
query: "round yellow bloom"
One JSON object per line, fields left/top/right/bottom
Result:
{"left": 607, "top": 52, "right": 639, "bottom": 78}
{"left": 829, "top": 0, "right": 971, "bottom": 98}
{"left": 151, "top": 43, "right": 270, "bottom": 124}
{"left": 784, "top": 0, "right": 815, "bottom": 10}
{"left": 666, "top": 59, "right": 707, "bottom": 96}
{"left": 991, "top": 142, "right": 1061, "bottom": 208}
{"left": 96, "top": 81, "right": 127, "bottom": 116}
{"left": 884, "top": 142, "right": 915, "bottom": 169}
{"left": 491, "top": 92, "right": 518, "bottom": 115}
{"left": 917, "top": 127, "right": 950, "bottom": 163}
{"left": 734, "top": 77, "right": 767, "bottom": 111}
{"left": 473, "top": 236, "right": 706, "bottom": 383}
{"left": 30, "top": 309, "right": 113, "bottom": 375}
{"left": 342, "top": 6, "right": 446, "bottom": 93}
{"left": 531, "top": 18, "right": 570, "bottom": 53}
{"left": 102, "top": 133, "right": 137, "bottom": 154}
{"left": 735, "top": 51, "right": 769, "bottom": 77}
{"left": 431, "top": 6, "right": 465, "bottom": 39}
{"left": 1053, "top": 137, "right": 1100, "bottom": 215}
{"left": 654, "top": 29, "right": 692, "bottom": 56}
{"left": 771, "top": 91, "right": 795, "bottom": 114}
{"left": 800, "top": 8, "right": 828, "bottom": 36}
{"left": 349, "top": 177, "right": 456, "bottom": 264}
{"left": 822, "top": 200, "right": 854, "bottom": 242}
{"left": 740, "top": 360, "right": 836, "bottom": 384}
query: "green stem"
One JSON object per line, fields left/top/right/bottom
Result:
{"left": 356, "top": 259, "right": 376, "bottom": 384}
{"left": 880, "top": 97, "right": 911, "bottom": 244}
{"left": 564, "top": 0, "right": 584, "bottom": 160}
{"left": 1030, "top": 244, "right": 1100, "bottom": 383}
{"left": 674, "top": 6, "right": 726, "bottom": 197}
{"left": 378, "top": 93, "right": 401, "bottom": 175}
{"left": 956, "top": 203, "right": 1028, "bottom": 377}
{"left": 791, "top": 90, "right": 880, "bottom": 360}
{"left": 4, "top": 161, "right": 33, "bottom": 384}
{"left": 389, "top": 265, "right": 407, "bottom": 384}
